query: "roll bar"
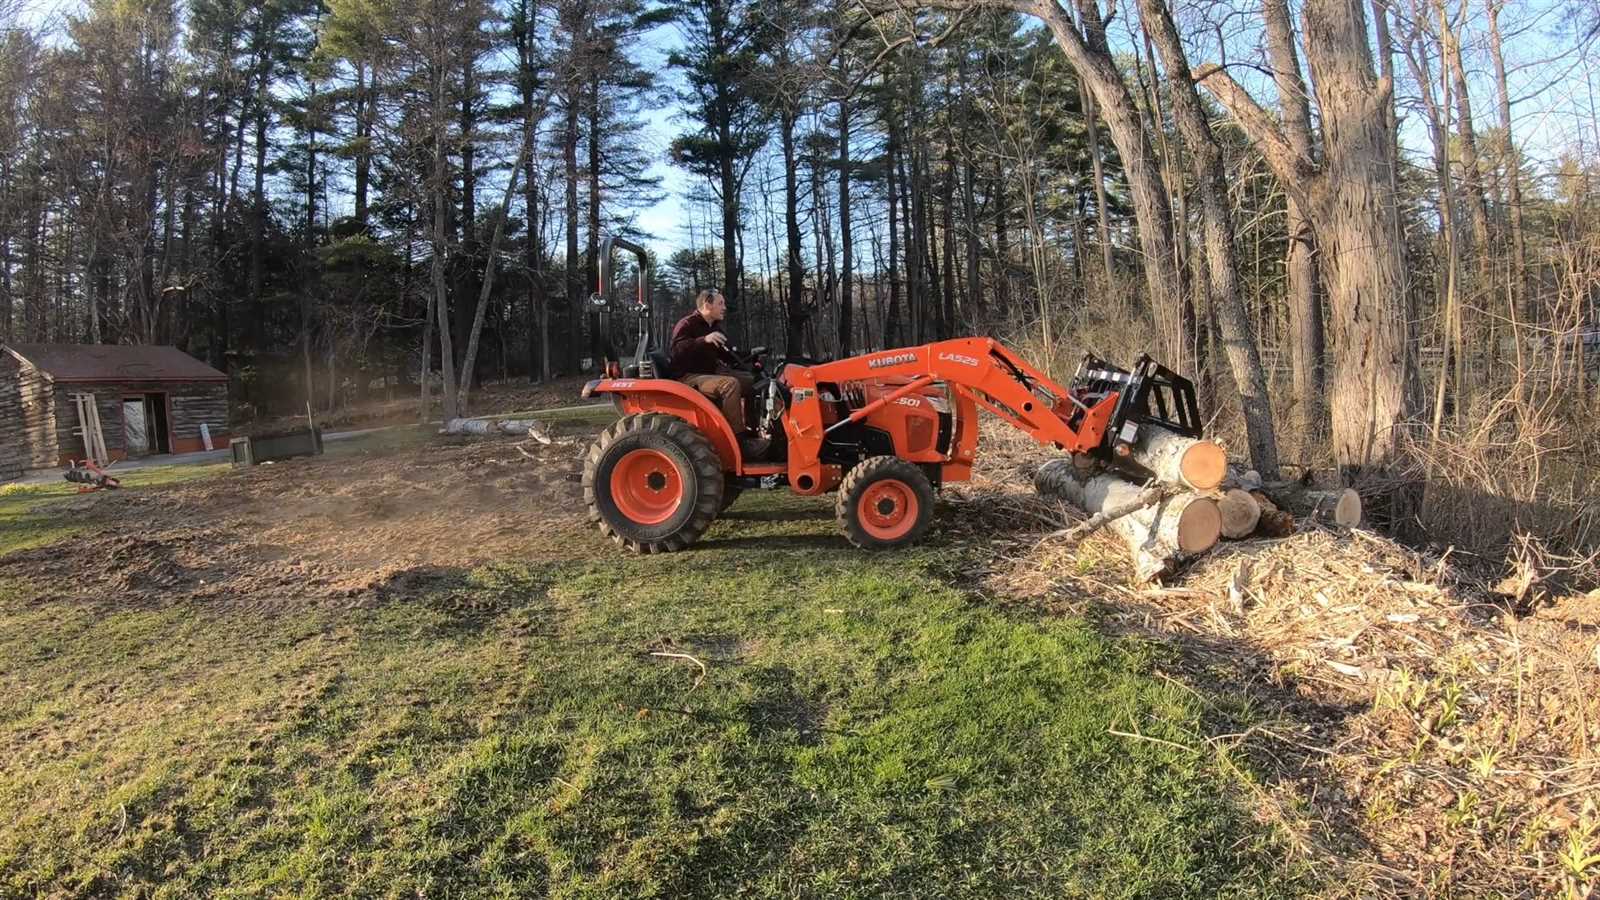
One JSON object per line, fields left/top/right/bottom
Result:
{"left": 590, "top": 236, "right": 653, "bottom": 375}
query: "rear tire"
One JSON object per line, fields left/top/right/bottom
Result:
{"left": 583, "top": 414, "right": 724, "bottom": 553}
{"left": 835, "top": 457, "right": 936, "bottom": 550}
{"left": 720, "top": 481, "right": 743, "bottom": 513}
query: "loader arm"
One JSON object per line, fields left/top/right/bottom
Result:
{"left": 778, "top": 338, "right": 1125, "bottom": 494}
{"left": 803, "top": 338, "right": 1118, "bottom": 454}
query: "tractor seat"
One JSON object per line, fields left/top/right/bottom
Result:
{"left": 647, "top": 349, "right": 675, "bottom": 380}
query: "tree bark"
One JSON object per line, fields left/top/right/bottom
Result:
{"left": 1140, "top": 0, "right": 1280, "bottom": 478}
{"left": 1199, "top": 0, "right": 1414, "bottom": 474}
{"left": 1263, "top": 0, "right": 1326, "bottom": 439}
{"left": 1485, "top": 0, "right": 1527, "bottom": 320}
{"left": 781, "top": 109, "right": 806, "bottom": 357}
{"left": 885, "top": 109, "right": 901, "bottom": 346}
{"left": 431, "top": 59, "right": 459, "bottom": 422}
{"left": 458, "top": 129, "right": 533, "bottom": 411}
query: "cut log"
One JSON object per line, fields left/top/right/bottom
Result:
{"left": 1249, "top": 490, "right": 1296, "bottom": 538}
{"left": 442, "top": 417, "right": 550, "bottom": 437}
{"left": 1129, "top": 425, "right": 1227, "bottom": 491}
{"left": 1035, "top": 459, "right": 1222, "bottom": 582}
{"left": 1217, "top": 488, "right": 1262, "bottom": 539}
{"left": 1259, "top": 482, "right": 1362, "bottom": 528}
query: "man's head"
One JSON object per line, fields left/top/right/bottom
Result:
{"left": 695, "top": 289, "right": 727, "bottom": 324}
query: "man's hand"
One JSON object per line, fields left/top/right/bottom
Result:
{"left": 703, "top": 331, "right": 729, "bottom": 349}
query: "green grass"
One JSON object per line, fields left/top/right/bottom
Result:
{"left": 0, "top": 464, "right": 229, "bottom": 555}
{"left": 0, "top": 491, "right": 1306, "bottom": 898}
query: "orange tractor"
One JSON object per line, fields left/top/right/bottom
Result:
{"left": 580, "top": 238, "right": 1201, "bottom": 552}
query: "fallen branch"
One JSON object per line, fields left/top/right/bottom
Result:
{"left": 649, "top": 651, "right": 708, "bottom": 691}
{"left": 1039, "top": 484, "right": 1165, "bottom": 546}
{"left": 1035, "top": 459, "right": 1222, "bottom": 582}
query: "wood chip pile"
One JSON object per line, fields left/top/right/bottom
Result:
{"left": 943, "top": 420, "right": 1600, "bottom": 898}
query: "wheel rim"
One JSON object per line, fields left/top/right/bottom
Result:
{"left": 858, "top": 479, "right": 919, "bottom": 541}
{"left": 610, "top": 448, "right": 684, "bottom": 525}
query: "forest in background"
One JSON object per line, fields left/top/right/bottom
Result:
{"left": 2, "top": 0, "right": 1599, "bottom": 557}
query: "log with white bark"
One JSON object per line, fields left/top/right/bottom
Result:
{"left": 441, "top": 417, "right": 551, "bottom": 437}
{"left": 1128, "top": 426, "right": 1228, "bottom": 491}
{"left": 1259, "top": 483, "right": 1362, "bottom": 528}
{"left": 1035, "top": 459, "right": 1222, "bottom": 582}
{"left": 1217, "top": 488, "right": 1262, "bottom": 539}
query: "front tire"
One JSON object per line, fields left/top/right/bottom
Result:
{"left": 835, "top": 457, "right": 936, "bottom": 550}
{"left": 583, "top": 414, "right": 724, "bottom": 553}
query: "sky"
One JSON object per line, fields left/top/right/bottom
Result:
{"left": 14, "top": 0, "right": 1600, "bottom": 262}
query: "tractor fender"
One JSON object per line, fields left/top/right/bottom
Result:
{"left": 583, "top": 378, "right": 743, "bottom": 470}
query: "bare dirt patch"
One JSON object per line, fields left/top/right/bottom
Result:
{"left": 1, "top": 423, "right": 608, "bottom": 613}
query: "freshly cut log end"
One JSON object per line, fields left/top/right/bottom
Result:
{"left": 1217, "top": 488, "right": 1262, "bottom": 539}
{"left": 1257, "top": 483, "right": 1363, "bottom": 529}
{"left": 1172, "top": 495, "right": 1223, "bottom": 553}
{"left": 1326, "top": 488, "right": 1362, "bottom": 528}
{"left": 1130, "top": 426, "right": 1227, "bottom": 491}
{"left": 1179, "top": 441, "right": 1227, "bottom": 492}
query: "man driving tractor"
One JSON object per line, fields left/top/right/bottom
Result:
{"left": 669, "top": 289, "right": 769, "bottom": 460}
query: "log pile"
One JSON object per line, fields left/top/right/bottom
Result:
{"left": 1033, "top": 425, "right": 1365, "bottom": 582}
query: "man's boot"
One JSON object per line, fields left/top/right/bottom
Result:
{"left": 739, "top": 432, "right": 771, "bottom": 461}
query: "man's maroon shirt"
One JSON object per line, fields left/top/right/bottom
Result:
{"left": 669, "top": 312, "right": 735, "bottom": 375}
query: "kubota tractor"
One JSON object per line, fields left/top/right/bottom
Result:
{"left": 579, "top": 238, "right": 1201, "bottom": 552}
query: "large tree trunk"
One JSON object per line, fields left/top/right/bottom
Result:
{"left": 1303, "top": 0, "right": 1413, "bottom": 474}
{"left": 1082, "top": 86, "right": 1114, "bottom": 285}
{"left": 564, "top": 83, "right": 581, "bottom": 371}
{"left": 431, "top": 61, "right": 459, "bottom": 422}
{"left": 885, "top": 110, "right": 901, "bottom": 347}
{"left": 1033, "top": 0, "right": 1187, "bottom": 367}
{"left": 1140, "top": 0, "right": 1280, "bottom": 478}
{"left": 1203, "top": 0, "right": 1415, "bottom": 475}
{"left": 456, "top": 58, "right": 480, "bottom": 390}
{"left": 458, "top": 130, "right": 533, "bottom": 411}
{"left": 586, "top": 75, "right": 602, "bottom": 365}
{"left": 781, "top": 110, "right": 806, "bottom": 358}
{"left": 1263, "top": 0, "right": 1326, "bottom": 440}
{"left": 1485, "top": 0, "right": 1527, "bottom": 321}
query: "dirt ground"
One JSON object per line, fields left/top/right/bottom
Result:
{"left": 1, "top": 420, "right": 606, "bottom": 615}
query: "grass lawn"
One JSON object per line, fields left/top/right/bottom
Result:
{"left": 0, "top": 464, "right": 231, "bottom": 556}
{"left": 0, "top": 484, "right": 1307, "bottom": 897}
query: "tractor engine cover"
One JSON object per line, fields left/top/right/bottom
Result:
{"left": 855, "top": 381, "right": 949, "bottom": 463}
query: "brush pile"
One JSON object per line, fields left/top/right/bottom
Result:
{"left": 944, "top": 421, "right": 1600, "bottom": 898}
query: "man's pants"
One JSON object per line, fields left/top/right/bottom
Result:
{"left": 682, "top": 364, "right": 755, "bottom": 432}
